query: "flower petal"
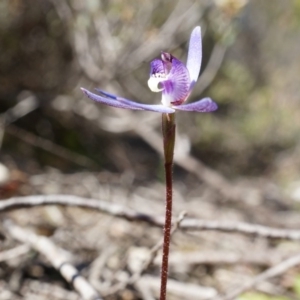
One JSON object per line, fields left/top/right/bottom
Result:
{"left": 161, "top": 54, "right": 191, "bottom": 106}
{"left": 81, "top": 88, "right": 175, "bottom": 113}
{"left": 82, "top": 88, "right": 141, "bottom": 110}
{"left": 186, "top": 26, "right": 202, "bottom": 90}
{"left": 174, "top": 98, "right": 218, "bottom": 112}
{"left": 95, "top": 88, "right": 176, "bottom": 113}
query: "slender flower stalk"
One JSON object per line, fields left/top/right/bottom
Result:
{"left": 81, "top": 26, "right": 218, "bottom": 299}
{"left": 160, "top": 113, "right": 175, "bottom": 300}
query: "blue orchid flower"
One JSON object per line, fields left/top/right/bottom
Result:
{"left": 81, "top": 27, "right": 218, "bottom": 114}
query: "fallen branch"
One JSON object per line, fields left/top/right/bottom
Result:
{"left": 1, "top": 195, "right": 300, "bottom": 240}
{"left": 214, "top": 252, "right": 300, "bottom": 300}
{"left": 3, "top": 219, "right": 102, "bottom": 300}
{"left": 154, "top": 250, "right": 287, "bottom": 267}
{"left": 0, "top": 244, "right": 30, "bottom": 263}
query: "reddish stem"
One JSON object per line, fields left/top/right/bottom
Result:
{"left": 160, "top": 113, "right": 176, "bottom": 300}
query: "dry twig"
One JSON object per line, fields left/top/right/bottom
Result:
{"left": 1, "top": 195, "right": 300, "bottom": 240}
{"left": 0, "top": 244, "right": 30, "bottom": 263}
{"left": 3, "top": 219, "right": 102, "bottom": 300}
{"left": 213, "top": 252, "right": 300, "bottom": 300}
{"left": 155, "top": 249, "right": 288, "bottom": 267}
{"left": 103, "top": 212, "right": 187, "bottom": 296}
{"left": 0, "top": 91, "right": 38, "bottom": 149}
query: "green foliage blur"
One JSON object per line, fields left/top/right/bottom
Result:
{"left": 239, "top": 293, "right": 289, "bottom": 300}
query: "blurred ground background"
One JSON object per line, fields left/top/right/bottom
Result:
{"left": 1, "top": 0, "right": 300, "bottom": 299}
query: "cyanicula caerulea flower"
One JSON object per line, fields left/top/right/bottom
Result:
{"left": 81, "top": 26, "right": 217, "bottom": 114}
